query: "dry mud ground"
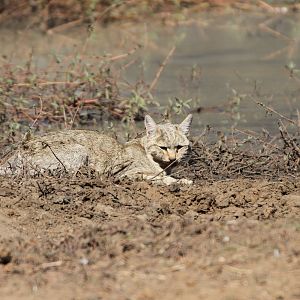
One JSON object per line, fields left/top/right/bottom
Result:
{"left": 0, "top": 175, "right": 299, "bottom": 300}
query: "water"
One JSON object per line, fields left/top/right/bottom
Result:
{"left": 0, "top": 12, "right": 299, "bottom": 135}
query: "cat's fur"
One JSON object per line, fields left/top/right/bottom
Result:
{"left": 0, "top": 114, "right": 193, "bottom": 185}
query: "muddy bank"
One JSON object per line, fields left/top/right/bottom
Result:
{"left": 1, "top": 1, "right": 298, "bottom": 29}
{"left": 0, "top": 175, "right": 299, "bottom": 299}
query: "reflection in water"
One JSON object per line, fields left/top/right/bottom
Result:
{"left": 0, "top": 13, "right": 299, "bottom": 134}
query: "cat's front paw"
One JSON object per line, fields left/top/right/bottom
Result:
{"left": 162, "top": 176, "right": 178, "bottom": 185}
{"left": 177, "top": 178, "right": 193, "bottom": 185}
{"left": 152, "top": 176, "right": 193, "bottom": 186}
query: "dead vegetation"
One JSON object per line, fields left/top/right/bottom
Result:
{"left": 0, "top": 45, "right": 154, "bottom": 149}
{"left": 0, "top": 28, "right": 299, "bottom": 179}
{"left": 0, "top": 50, "right": 299, "bottom": 180}
{"left": 0, "top": 0, "right": 299, "bottom": 30}
{"left": 181, "top": 117, "right": 300, "bottom": 181}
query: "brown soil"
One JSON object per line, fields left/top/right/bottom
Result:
{"left": 0, "top": 173, "right": 299, "bottom": 299}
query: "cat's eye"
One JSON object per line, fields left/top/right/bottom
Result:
{"left": 176, "top": 145, "right": 184, "bottom": 150}
{"left": 159, "top": 146, "right": 168, "bottom": 151}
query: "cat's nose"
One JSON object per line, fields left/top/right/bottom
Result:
{"left": 167, "top": 149, "right": 176, "bottom": 161}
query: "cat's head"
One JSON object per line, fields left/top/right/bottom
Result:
{"left": 143, "top": 114, "right": 192, "bottom": 166}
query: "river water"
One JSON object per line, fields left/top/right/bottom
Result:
{"left": 0, "top": 12, "right": 299, "bottom": 135}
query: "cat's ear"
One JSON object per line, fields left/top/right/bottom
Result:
{"left": 179, "top": 114, "right": 193, "bottom": 135}
{"left": 145, "top": 115, "right": 157, "bottom": 136}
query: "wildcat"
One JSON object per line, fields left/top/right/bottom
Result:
{"left": 0, "top": 114, "right": 193, "bottom": 185}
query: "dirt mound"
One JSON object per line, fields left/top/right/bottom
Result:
{"left": 0, "top": 174, "right": 299, "bottom": 299}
